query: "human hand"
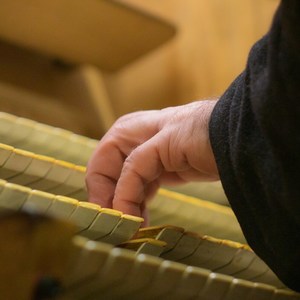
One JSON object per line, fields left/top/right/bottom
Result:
{"left": 86, "top": 100, "right": 219, "bottom": 224}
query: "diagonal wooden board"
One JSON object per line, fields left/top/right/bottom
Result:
{"left": 0, "top": 0, "right": 175, "bottom": 71}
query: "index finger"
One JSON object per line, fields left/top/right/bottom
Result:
{"left": 113, "top": 137, "right": 163, "bottom": 217}
{"left": 86, "top": 141, "right": 127, "bottom": 208}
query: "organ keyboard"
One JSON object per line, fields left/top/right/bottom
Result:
{"left": 0, "top": 112, "right": 299, "bottom": 299}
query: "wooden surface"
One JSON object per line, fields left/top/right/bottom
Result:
{"left": 0, "top": 0, "right": 280, "bottom": 138}
{"left": 105, "top": 0, "right": 280, "bottom": 116}
{"left": 0, "top": 41, "right": 114, "bottom": 138}
{"left": 0, "top": 212, "right": 75, "bottom": 299}
{"left": 0, "top": 82, "right": 91, "bottom": 136}
{"left": 0, "top": 0, "right": 175, "bottom": 71}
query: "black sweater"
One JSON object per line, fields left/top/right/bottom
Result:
{"left": 209, "top": 0, "right": 300, "bottom": 291}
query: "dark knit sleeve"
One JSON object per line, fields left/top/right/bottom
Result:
{"left": 209, "top": 0, "right": 300, "bottom": 291}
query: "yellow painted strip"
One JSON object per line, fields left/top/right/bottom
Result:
{"left": 55, "top": 195, "right": 79, "bottom": 205}
{"left": 158, "top": 188, "right": 234, "bottom": 216}
{"left": 74, "top": 165, "right": 86, "bottom": 173}
{"left": 122, "top": 214, "right": 144, "bottom": 223}
{"left": 0, "top": 143, "right": 14, "bottom": 151}
{"left": 13, "top": 148, "right": 36, "bottom": 158}
{"left": 78, "top": 201, "right": 102, "bottom": 211}
{"left": 100, "top": 207, "right": 122, "bottom": 216}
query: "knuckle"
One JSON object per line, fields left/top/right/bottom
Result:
{"left": 123, "top": 147, "right": 142, "bottom": 170}
{"left": 124, "top": 150, "right": 137, "bottom": 166}
{"left": 115, "top": 111, "right": 140, "bottom": 123}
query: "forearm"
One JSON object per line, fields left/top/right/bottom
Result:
{"left": 209, "top": 0, "right": 300, "bottom": 291}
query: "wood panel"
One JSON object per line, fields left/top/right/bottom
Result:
{"left": 0, "top": 0, "right": 175, "bottom": 71}
{"left": 0, "top": 41, "right": 114, "bottom": 138}
{"left": 0, "top": 0, "right": 280, "bottom": 137}
{"left": 106, "top": 0, "right": 280, "bottom": 116}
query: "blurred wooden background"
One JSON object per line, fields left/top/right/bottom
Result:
{"left": 0, "top": 0, "right": 279, "bottom": 138}
{"left": 107, "top": 0, "right": 279, "bottom": 115}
